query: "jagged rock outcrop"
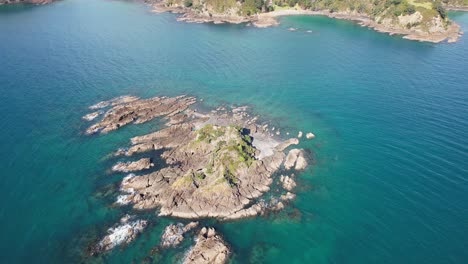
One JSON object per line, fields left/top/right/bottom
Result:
{"left": 160, "top": 222, "right": 198, "bottom": 248}
{"left": 85, "top": 95, "right": 196, "bottom": 134}
{"left": 183, "top": 227, "right": 230, "bottom": 264}
{"left": 89, "top": 215, "right": 147, "bottom": 255}
{"left": 112, "top": 158, "right": 153, "bottom": 172}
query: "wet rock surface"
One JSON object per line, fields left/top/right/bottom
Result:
{"left": 160, "top": 222, "right": 199, "bottom": 248}
{"left": 183, "top": 227, "right": 230, "bottom": 264}
{"left": 306, "top": 132, "right": 315, "bottom": 139}
{"left": 85, "top": 95, "right": 196, "bottom": 134}
{"left": 90, "top": 215, "right": 147, "bottom": 256}
{"left": 82, "top": 111, "right": 102, "bottom": 121}
{"left": 112, "top": 158, "right": 153, "bottom": 172}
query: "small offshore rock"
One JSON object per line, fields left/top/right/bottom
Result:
{"left": 183, "top": 227, "right": 230, "bottom": 264}
{"left": 90, "top": 215, "right": 147, "bottom": 255}
{"left": 306, "top": 132, "right": 315, "bottom": 139}
{"left": 298, "top": 131, "right": 303, "bottom": 138}
{"left": 284, "top": 149, "right": 308, "bottom": 170}
{"left": 160, "top": 222, "right": 199, "bottom": 248}
{"left": 89, "top": 101, "right": 110, "bottom": 110}
{"left": 280, "top": 192, "right": 296, "bottom": 201}
{"left": 82, "top": 111, "right": 101, "bottom": 121}
{"left": 280, "top": 175, "right": 296, "bottom": 191}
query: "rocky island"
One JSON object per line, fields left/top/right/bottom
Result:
{"left": 82, "top": 95, "right": 313, "bottom": 262}
{"left": 147, "top": 0, "right": 468, "bottom": 43}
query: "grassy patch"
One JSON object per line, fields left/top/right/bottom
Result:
{"left": 408, "top": 0, "right": 432, "bottom": 9}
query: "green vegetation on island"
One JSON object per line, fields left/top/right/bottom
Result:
{"left": 150, "top": 0, "right": 467, "bottom": 42}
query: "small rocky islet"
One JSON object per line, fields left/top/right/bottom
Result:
{"left": 82, "top": 95, "right": 315, "bottom": 263}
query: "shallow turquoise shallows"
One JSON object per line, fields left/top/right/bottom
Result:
{"left": 1, "top": 0, "right": 468, "bottom": 263}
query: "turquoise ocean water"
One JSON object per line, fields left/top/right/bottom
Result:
{"left": 1, "top": 0, "right": 467, "bottom": 263}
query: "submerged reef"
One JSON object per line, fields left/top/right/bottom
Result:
{"left": 83, "top": 95, "right": 314, "bottom": 262}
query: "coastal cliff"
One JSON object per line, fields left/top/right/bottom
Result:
{"left": 148, "top": 0, "right": 468, "bottom": 42}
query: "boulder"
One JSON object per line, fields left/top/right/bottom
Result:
{"left": 280, "top": 175, "right": 296, "bottom": 191}
{"left": 284, "top": 149, "right": 308, "bottom": 170}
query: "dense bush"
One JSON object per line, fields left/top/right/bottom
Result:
{"left": 405, "top": 5, "right": 415, "bottom": 14}
{"left": 434, "top": 2, "right": 447, "bottom": 19}
{"left": 184, "top": 0, "right": 193, "bottom": 7}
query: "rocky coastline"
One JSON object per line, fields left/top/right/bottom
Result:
{"left": 256, "top": 9, "right": 463, "bottom": 43}
{"left": 83, "top": 94, "right": 314, "bottom": 262}
{"left": 149, "top": 1, "right": 465, "bottom": 43}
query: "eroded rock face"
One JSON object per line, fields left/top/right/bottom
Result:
{"left": 183, "top": 227, "right": 230, "bottom": 264}
{"left": 160, "top": 222, "right": 198, "bottom": 248}
{"left": 112, "top": 158, "right": 153, "bottom": 172}
{"left": 90, "top": 215, "right": 147, "bottom": 255}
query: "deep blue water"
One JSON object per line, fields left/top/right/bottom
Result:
{"left": 0, "top": 0, "right": 467, "bottom": 263}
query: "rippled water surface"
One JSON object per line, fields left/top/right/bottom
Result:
{"left": 1, "top": 0, "right": 468, "bottom": 263}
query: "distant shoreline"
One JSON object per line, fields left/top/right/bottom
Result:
{"left": 152, "top": 3, "right": 464, "bottom": 43}
{"left": 0, "top": 0, "right": 54, "bottom": 5}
